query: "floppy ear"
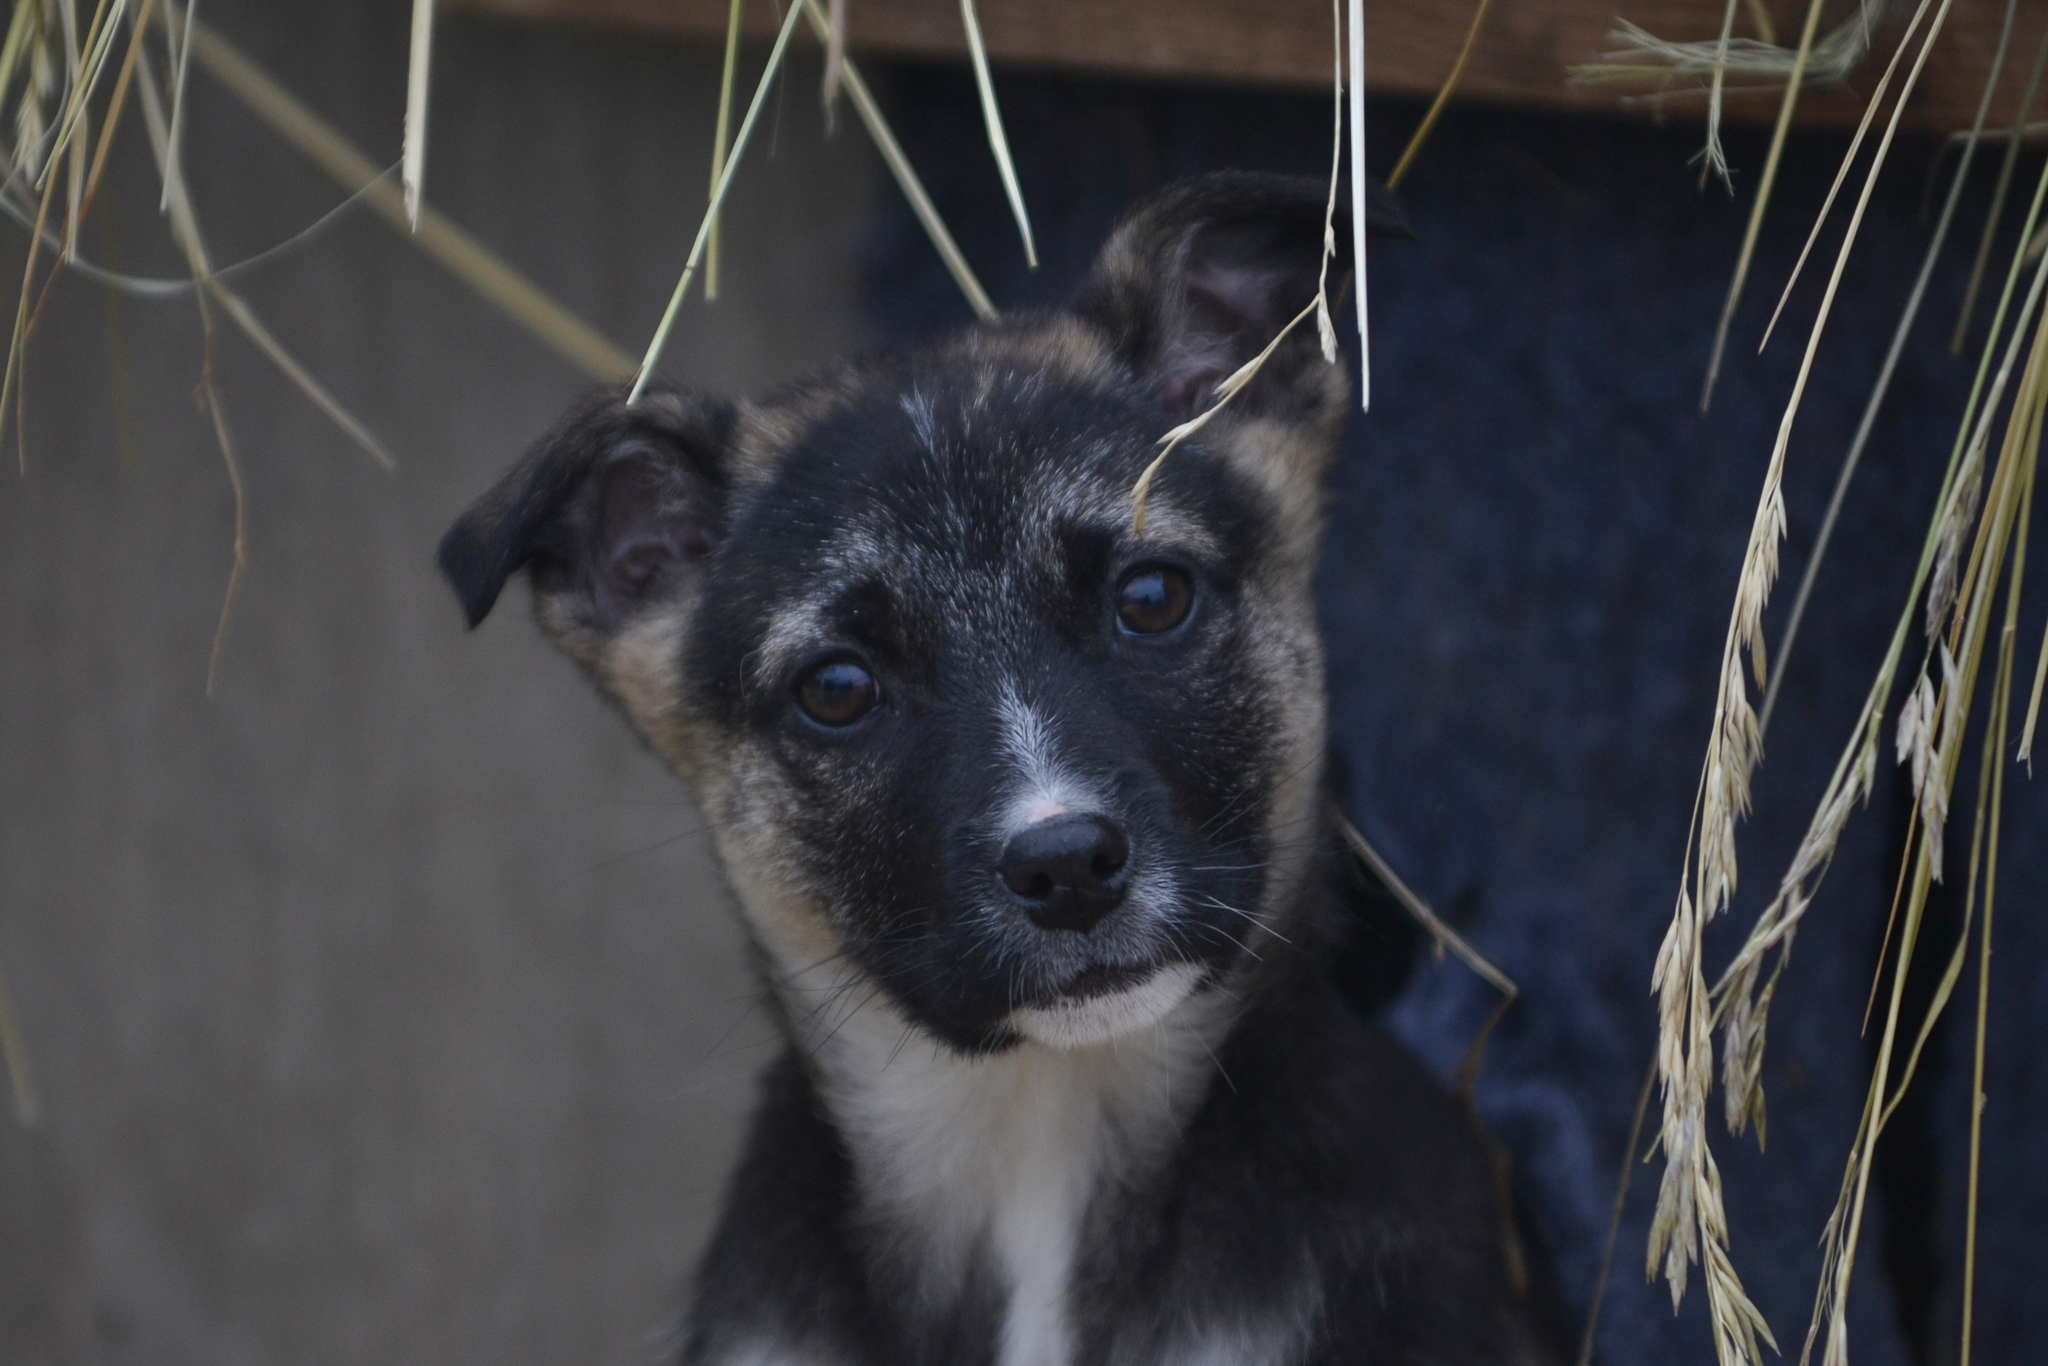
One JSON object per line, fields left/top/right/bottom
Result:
{"left": 1075, "top": 170, "right": 1407, "bottom": 424}
{"left": 437, "top": 387, "right": 737, "bottom": 632}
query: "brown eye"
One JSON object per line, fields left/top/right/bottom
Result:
{"left": 797, "top": 660, "right": 880, "bottom": 727}
{"left": 1116, "top": 565, "right": 1194, "bottom": 635}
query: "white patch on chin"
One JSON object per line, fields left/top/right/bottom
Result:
{"left": 1168, "top": 1307, "right": 1321, "bottom": 1366}
{"left": 1010, "top": 963, "right": 1204, "bottom": 1050}
{"left": 712, "top": 1340, "right": 835, "bottom": 1366}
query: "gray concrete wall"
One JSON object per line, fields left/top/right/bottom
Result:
{"left": 0, "top": 5, "right": 877, "bottom": 1363}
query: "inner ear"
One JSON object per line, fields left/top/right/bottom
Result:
{"left": 565, "top": 448, "right": 719, "bottom": 629}
{"left": 1158, "top": 222, "right": 1317, "bottom": 413}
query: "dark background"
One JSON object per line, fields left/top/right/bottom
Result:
{"left": 3, "top": 5, "right": 2044, "bottom": 1364}
{"left": 862, "top": 67, "right": 2048, "bottom": 1366}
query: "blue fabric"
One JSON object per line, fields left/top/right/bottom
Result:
{"left": 858, "top": 65, "right": 2047, "bottom": 1366}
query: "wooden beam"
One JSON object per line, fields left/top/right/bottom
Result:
{"left": 443, "top": 0, "right": 2036, "bottom": 131}
{"left": 443, "top": 0, "right": 2042, "bottom": 134}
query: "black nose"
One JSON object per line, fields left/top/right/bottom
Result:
{"left": 998, "top": 815, "right": 1131, "bottom": 933}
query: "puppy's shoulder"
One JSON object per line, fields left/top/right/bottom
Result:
{"left": 1185, "top": 977, "right": 1500, "bottom": 1235}
{"left": 1156, "top": 978, "right": 1554, "bottom": 1363}
{"left": 680, "top": 1050, "right": 885, "bottom": 1365}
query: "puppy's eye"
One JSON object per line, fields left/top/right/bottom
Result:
{"left": 1116, "top": 565, "right": 1194, "bottom": 635}
{"left": 796, "top": 660, "right": 880, "bottom": 727}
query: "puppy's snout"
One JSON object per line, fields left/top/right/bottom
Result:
{"left": 998, "top": 815, "right": 1130, "bottom": 933}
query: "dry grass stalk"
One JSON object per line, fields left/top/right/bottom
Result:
{"left": 1700, "top": 0, "right": 1826, "bottom": 411}
{"left": 54, "top": 0, "right": 77, "bottom": 250}
{"left": 1337, "top": 815, "right": 1517, "bottom": 1096}
{"left": 129, "top": 31, "right": 243, "bottom": 683}
{"left": 1804, "top": 281, "right": 2043, "bottom": 1366}
{"left": 1705, "top": 0, "right": 1967, "bottom": 1078}
{"left": 150, "top": 22, "right": 395, "bottom": 465}
{"left": 1384, "top": 0, "right": 1496, "bottom": 192}
{"left": 1761, "top": 0, "right": 1948, "bottom": 352}
{"left": 1727, "top": 124, "right": 2048, "bottom": 1136}
{"left": 2020, "top": 574, "right": 2048, "bottom": 761}
{"left": 1314, "top": 0, "right": 1341, "bottom": 364}
{"left": 30, "top": 167, "right": 391, "bottom": 299}
{"left": 0, "top": 948, "right": 38, "bottom": 1125}
{"left": 1715, "top": 100, "right": 2048, "bottom": 1366}
{"left": 1569, "top": 6, "right": 1874, "bottom": 99}
{"left": 0, "top": 1, "right": 404, "bottom": 476}
{"left": 2, "top": 134, "right": 66, "bottom": 473}
{"left": 1, "top": 0, "right": 138, "bottom": 463}
{"left": 703, "top": 0, "right": 741, "bottom": 301}
{"left": 1138, "top": 0, "right": 1511, "bottom": 528}
{"left": 1701, "top": 0, "right": 1742, "bottom": 190}
{"left": 1759, "top": 0, "right": 2019, "bottom": 736}
{"left": 820, "top": 0, "right": 845, "bottom": 120}
{"left": 0, "top": 5, "right": 41, "bottom": 151}
{"left": 1881, "top": 517, "right": 2021, "bottom": 1139}
{"left": 1646, "top": 6, "right": 1962, "bottom": 1361}
{"left": 39, "top": 1, "right": 120, "bottom": 202}
{"left": 402, "top": 0, "right": 432, "bottom": 229}
{"left": 1130, "top": 293, "right": 1319, "bottom": 536}
{"left": 1346, "top": 0, "right": 1367, "bottom": 411}
{"left": 79, "top": 0, "right": 154, "bottom": 210}
{"left": 1958, "top": 466, "right": 2025, "bottom": 1366}
{"left": 639, "top": 0, "right": 998, "bottom": 398}
{"left": 44, "top": 0, "right": 110, "bottom": 257}
{"left": 153, "top": 0, "right": 183, "bottom": 210}
{"left": 629, "top": 0, "right": 809, "bottom": 403}
{"left": 8, "top": 7, "right": 58, "bottom": 181}
{"left": 1565, "top": 0, "right": 1882, "bottom": 411}
{"left": 1742, "top": 0, "right": 1775, "bottom": 46}
{"left": 794, "top": 0, "right": 993, "bottom": 321}
{"left": 183, "top": 13, "right": 633, "bottom": 382}
{"left": 1952, "top": 35, "right": 2048, "bottom": 354}
{"left": 1576, "top": 1060, "right": 1658, "bottom": 1366}
{"left": 960, "top": 0, "right": 1035, "bottom": 268}
{"left": 1132, "top": 0, "right": 1349, "bottom": 536}
{"left": 136, "top": 32, "right": 396, "bottom": 680}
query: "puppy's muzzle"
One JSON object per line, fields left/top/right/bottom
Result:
{"left": 998, "top": 815, "right": 1130, "bottom": 933}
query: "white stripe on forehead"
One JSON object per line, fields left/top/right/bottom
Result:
{"left": 887, "top": 385, "right": 1235, "bottom": 562}
{"left": 997, "top": 684, "right": 1098, "bottom": 831}
{"left": 900, "top": 386, "right": 937, "bottom": 450}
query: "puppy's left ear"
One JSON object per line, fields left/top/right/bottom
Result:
{"left": 1076, "top": 171, "right": 1406, "bottom": 428}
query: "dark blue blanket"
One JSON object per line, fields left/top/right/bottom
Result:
{"left": 858, "top": 67, "right": 2047, "bottom": 1366}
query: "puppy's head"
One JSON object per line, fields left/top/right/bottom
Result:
{"left": 442, "top": 173, "right": 1373, "bottom": 1054}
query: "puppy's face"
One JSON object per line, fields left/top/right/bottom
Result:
{"left": 442, "top": 175, "right": 1371, "bottom": 1054}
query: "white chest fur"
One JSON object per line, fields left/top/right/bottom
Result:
{"left": 806, "top": 980, "right": 1227, "bottom": 1366}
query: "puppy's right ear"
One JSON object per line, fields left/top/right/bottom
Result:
{"left": 438, "top": 388, "right": 737, "bottom": 632}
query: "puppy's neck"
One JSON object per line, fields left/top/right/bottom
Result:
{"left": 783, "top": 960, "right": 1234, "bottom": 1366}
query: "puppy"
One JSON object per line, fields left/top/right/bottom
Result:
{"left": 440, "top": 173, "right": 1556, "bottom": 1366}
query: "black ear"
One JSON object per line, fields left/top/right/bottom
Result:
{"left": 1075, "top": 171, "right": 1408, "bottom": 421}
{"left": 437, "top": 387, "right": 737, "bottom": 630}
